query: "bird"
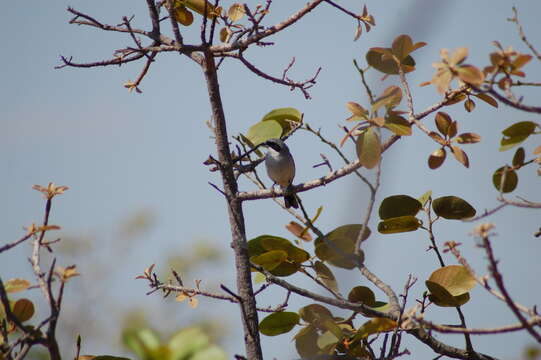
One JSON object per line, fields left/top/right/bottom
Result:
{"left": 264, "top": 138, "right": 298, "bottom": 209}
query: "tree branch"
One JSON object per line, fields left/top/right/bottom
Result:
{"left": 202, "top": 50, "right": 263, "bottom": 359}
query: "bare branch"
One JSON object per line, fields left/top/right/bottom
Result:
{"left": 480, "top": 231, "right": 541, "bottom": 342}
{"left": 509, "top": 7, "right": 541, "bottom": 61}
{"left": 446, "top": 239, "right": 533, "bottom": 315}
{"left": 415, "top": 315, "right": 541, "bottom": 335}
{"left": 486, "top": 87, "right": 541, "bottom": 114}
{"left": 209, "top": 0, "right": 326, "bottom": 53}
{"left": 324, "top": 0, "right": 362, "bottom": 19}
{"left": 231, "top": 52, "right": 321, "bottom": 99}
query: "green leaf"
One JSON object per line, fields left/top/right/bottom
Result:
{"left": 168, "top": 327, "right": 209, "bottom": 360}
{"left": 426, "top": 281, "right": 471, "bottom": 307}
{"left": 261, "top": 108, "right": 302, "bottom": 135}
{"left": 12, "top": 298, "right": 34, "bottom": 322}
{"left": 122, "top": 328, "right": 161, "bottom": 360}
{"left": 245, "top": 120, "right": 283, "bottom": 146}
{"left": 294, "top": 326, "right": 320, "bottom": 358}
{"left": 267, "top": 262, "right": 301, "bottom": 277}
{"left": 512, "top": 147, "right": 525, "bottom": 167}
{"left": 500, "top": 135, "right": 530, "bottom": 152}
{"left": 347, "top": 286, "right": 376, "bottom": 306}
{"left": 247, "top": 236, "right": 307, "bottom": 276}
{"left": 384, "top": 112, "right": 412, "bottom": 136}
{"left": 426, "top": 265, "right": 475, "bottom": 307}
{"left": 378, "top": 195, "right": 422, "bottom": 219}
{"left": 371, "top": 86, "right": 402, "bottom": 113}
{"left": 355, "top": 318, "right": 397, "bottom": 340}
{"left": 314, "top": 261, "right": 338, "bottom": 292}
{"left": 260, "top": 236, "right": 310, "bottom": 263}
{"left": 418, "top": 190, "right": 432, "bottom": 207}
{"left": 316, "top": 331, "right": 340, "bottom": 352}
{"left": 428, "top": 265, "right": 476, "bottom": 296}
{"left": 259, "top": 312, "right": 300, "bottom": 336}
{"left": 492, "top": 166, "right": 518, "bottom": 193}
{"left": 299, "top": 304, "right": 333, "bottom": 325}
{"left": 432, "top": 196, "right": 476, "bottom": 220}
{"left": 377, "top": 215, "right": 421, "bottom": 234}
{"left": 314, "top": 225, "right": 369, "bottom": 269}
{"left": 191, "top": 345, "right": 227, "bottom": 360}
{"left": 366, "top": 49, "right": 416, "bottom": 75}
{"left": 248, "top": 235, "right": 309, "bottom": 264}
{"left": 239, "top": 133, "right": 263, "bottom": 157}
{"left": 250, "top": 250, "right": 288, "bottom": 271}
{"left": 500, "top": 121, "right": 537, "bottom": 151}
{"left": 356, "top": 127, "right": 381, "bottom": 169}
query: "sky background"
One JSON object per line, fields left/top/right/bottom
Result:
{"left": 1, "top": 1, "right": 541, "bottom": 359}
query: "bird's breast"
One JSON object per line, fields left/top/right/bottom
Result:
{"left": 265, "top": 152, "right": 296, "bottom": 188}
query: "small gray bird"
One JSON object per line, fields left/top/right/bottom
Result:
{"left": 264, "top": 138, "right": 298, "bottom": 209}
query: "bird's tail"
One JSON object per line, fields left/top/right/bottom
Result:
{"left": 284, "top": 185, "right": 298, "bottom": 209}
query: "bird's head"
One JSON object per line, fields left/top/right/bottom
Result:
{"left": 264, "top": 138, "right": 288, "bottom": 153}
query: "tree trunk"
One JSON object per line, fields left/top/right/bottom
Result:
{"left": 202, "top": 49, "right": 263, "bottom": 360}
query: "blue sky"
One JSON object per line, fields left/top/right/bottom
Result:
{"left": 2, "top": 1, "right": 541, "bottom": 359}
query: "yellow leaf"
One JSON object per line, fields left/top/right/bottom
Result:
{"left": 182, "top": 0, "right": 222, "bottom": 19}
{"left": 5, "top": 279, "right": 31, "bottom": 294}
{"left": 176, "top": 293, "right": 188, "bottom": 302}
{"left": 356, "top": 318, "right": 397, "bottom": 339}
{"left": 188, "top": 296, "right": 199, "bottom": 308}
{"left": 356, "top": 127, "right": 381, "bottom": 169}
{"left": 227, "top": 3, "right": 245, "bottom": 22}
{"left": 173, "top": 5, "right": 194, "bottom": 26}
{"left": 219, "top": 27, "right": 231, "bottom": 43}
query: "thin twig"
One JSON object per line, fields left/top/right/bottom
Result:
{"left": 480, "top": 232, "right": 541, "bottom": 342}
{"left": 510, "top": 7, "right": 541, "bottom": 61}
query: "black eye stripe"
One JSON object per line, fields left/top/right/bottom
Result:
{"left": 266, "top": 142, "right": 281, "bottom": 152}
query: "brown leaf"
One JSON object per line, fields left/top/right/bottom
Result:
{"left": 447, "top": 121, "right": 458, "bottom": 138}
{"left": 475, "top": 93, "right": 498, "bottom": 107}
{"left": 429, "top": 132, "right": 446, "bottom": 146}
{"left": 286, "top": 221, "right": 312, "bottom": 242}
{"left": 457, "top": 65, "right": 485, "bottom": 86}
{"left": 435, "top": 111, "right": 452, "bottom": 136}
{"left": 354, "top": 23, "right": 362, "bottom": 41}
{"left": 451, "top": 146, "right": 469, "bottom": 168}
{"left": 368, "top": 117, "right": 385, "bottom": 127}
{"left": 464, "top": 99, "right": 476, "bottom": 112}
{"left": 346, "top": 102, "right": 367, "bottom": 117}
{"left": 455, "top": 132, "right": 481, "bottom": 144}
{"left": 428, "top": 148, "right": 446, "bottom": 169}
